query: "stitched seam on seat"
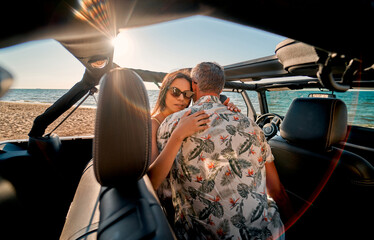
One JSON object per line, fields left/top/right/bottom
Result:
{"left": 93, "top": 79, "right": 105, "bottom": 185}
{"left": 82, "top": 161, "right": 94, "bottom": 175}
{"left": 133, "top": 70, "right": 150, "bottom": 179}
{"left": 67, "top": 221, "right": 100, "bottom": 240}
{"left": 326, "top": 100, "right": 336, "bottom": 149}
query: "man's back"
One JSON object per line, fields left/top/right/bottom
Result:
{"left": 157, "top": 95, "right": 284, "bottom": 239}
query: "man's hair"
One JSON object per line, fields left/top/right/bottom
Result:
{"left": 191, "top": 62, "right": 225, "bottom": 94}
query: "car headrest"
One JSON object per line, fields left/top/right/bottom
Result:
{"left": 93, "top": 68, "right": 151, "bottom": 187}
{"left": 280, "top": 97, "right": 347, "bottom": 150}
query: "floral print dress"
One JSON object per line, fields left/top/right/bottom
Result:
{"left": 157, "top": 95, "right": 284, "bottom": 240}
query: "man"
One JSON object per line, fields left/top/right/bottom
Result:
{"left": 156, "top": 62, "right": 289, "bottom": 239}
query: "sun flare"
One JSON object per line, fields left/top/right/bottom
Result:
{"left": 112, "top": 30, "right": 133, "bottom": 57}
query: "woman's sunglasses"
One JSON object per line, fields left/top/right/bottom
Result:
{"left": 168, "top": 87, "right": 194, "bottom": 99}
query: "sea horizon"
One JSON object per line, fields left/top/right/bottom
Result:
{"left": 1, "top": 88, "right": 373, "bottom": 128}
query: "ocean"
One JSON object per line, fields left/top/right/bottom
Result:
{"left": 1, "top": 89, "right": 373, "bottom": 128}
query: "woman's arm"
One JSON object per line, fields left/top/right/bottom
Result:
{"left": 150, "top": 119, "right": 160, "bottom": 165}
{"left": 148, "top": 110, "right": 210, "bottom": 190}
{"left": 265, "top": 161, "right": 294, "bottom": 225}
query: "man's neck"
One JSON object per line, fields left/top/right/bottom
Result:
{"left": 198, "top": 92, "right": 219, "bottom": 98}
{"left": 193, "top": 92, "right": 220, "bottom": 104}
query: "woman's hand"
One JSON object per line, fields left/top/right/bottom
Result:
{"left": 223, "top": 97, "right": 241, "bottom": 112}
{"left": 172, "top": 110, "right": 210, "bottom": 140}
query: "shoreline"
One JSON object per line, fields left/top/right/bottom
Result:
{"left": 0, "top": 100, "right": 97, "bottom": 109}
{"left": 0, "top": 101, "right": 96, "bottom": 141}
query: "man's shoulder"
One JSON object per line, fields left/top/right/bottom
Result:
{"left": 159, "top": 108, "right": 189, "bottom": 128}
{"left": 170, "top": 108, "right": 190, "bottom": 120}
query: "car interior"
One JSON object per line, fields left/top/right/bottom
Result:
{"left": 0, "top": 0, "right": 374, "bottom": 239}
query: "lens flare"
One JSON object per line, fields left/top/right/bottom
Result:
{"left": 72, "top": 0, "right": 116, "bottom": 38}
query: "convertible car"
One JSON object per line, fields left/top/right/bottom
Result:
{"left": 0, "top": 0, "right": 373, "bottom": 239}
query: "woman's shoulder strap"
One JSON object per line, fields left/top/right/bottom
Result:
{"left": 151, "top": 117, "right": 161, "bottom": 126}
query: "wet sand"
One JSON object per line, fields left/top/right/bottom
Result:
{"left": 0, "top": 102, "right": 96, "bottom": 141}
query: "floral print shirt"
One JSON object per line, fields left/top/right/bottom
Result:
{"left": 157, "top": 95, "right": 284, "bottom": 240}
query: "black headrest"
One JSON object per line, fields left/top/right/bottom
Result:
{"left": 93, "top": 68, "right": 151, "bottom": 187}
{"left": 280, "top": 97, "right": 347, "bottom": 150}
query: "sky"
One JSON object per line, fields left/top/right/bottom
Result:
{"left": 0, "top": 15, "right": 285, "bottom": 90}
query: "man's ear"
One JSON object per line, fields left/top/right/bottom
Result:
{"left": 192, "top": 82, "right": 197, "bottom": 92}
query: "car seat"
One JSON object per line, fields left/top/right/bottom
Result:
{"left": 269, "top": 97, "right": 374, "bottom": 239}
{"left": 60, "top": 68, "right": 175, "bottom": 240}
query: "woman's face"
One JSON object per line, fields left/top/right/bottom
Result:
{"left": 164, "top": 78, "right": 192, "bottom": 115}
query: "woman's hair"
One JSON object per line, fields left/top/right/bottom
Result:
{"left": 191, "top": 62, "right": 225, "bottom": 94}
{"left": 151, "top": 69, "right": 192, "bottom": 116}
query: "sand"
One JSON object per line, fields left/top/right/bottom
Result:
{"left": 0, "top": 102, "right": 96, "bottom": 142}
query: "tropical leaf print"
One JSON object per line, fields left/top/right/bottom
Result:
{"left": 221, "top": 146, "right": 234, "bottom": 158}
{"left": 219, "top": 113, "right": 230, "bottom": 122}
{"left": 188, "top": 137, "right": 215, "bottom": 160}
{"left": 180, "top": 161, "right": 192, "bottom": 182}
{"left": 238, "top": 138, "right": 252, "bottom": 155}
{"left": 211, "top": 152, "right": 220, "bottom": 161}
{"left": 188, "top": 145, "right": 204, "bottom": 161}
{"left": 170, "top": 119, "right": 179, "bottom": 133}
{"left": 221, "top": 147, "right": 242, "bottom": 178}
{"left": 241, "top": 227, "right": 270, "bottom": 240}
{"left": 229, "top": 159, "right": 242, "bottom": 178}
{"left": 237, "top": 183, "right": 250, "bottom": 199}
{"left": 189, "top": 107, "right": 200, "bottom": 114}
{"left": 220, "top": 167, "right": 234, "bottom": 186}
{"left": 269, "top": 210, "right": 282, "bottom": 228}
{"left": 198, "top": 198, "right": 224, "bottom": 220}
{"left": 211, "top": 201, "right": 224, "bottom": 218}
{"left": 251, "top": 202, "right": 265, "bottom": 223}
{"left": 220, "top": 175, "right": 232, "bottom": 186}
{"left": 251, "top": 192, "right": 267, "bottom": 206}
{"left": 199, "top": 179, "right": 215, "bottom": 193}
{"left": 191, "top": 136, "right": 204, "bottom": 144}
{"left": 230, "top": 213, "right": 246, "bottom": 229}
{"left": 202, "top": 139, "right": 215, "bottom": 153}
{"left": 217, "top": 219, "right": 230, "bottom": 239}
{"left": 209, "top": 128, "right": 225, "bottom": 136}
{"left": 211, "top": 115, "right": 223, "bottom": 127}
{"left": 156, "top": 96, "right": 284, "bottom": 239}
{"left": 253, "top": 170, "right": 262, "bottom": 189}
{"left": 187, "top": 165, "right": 200, "bottom": 175}
{"left": 187, "top": 186, "right": 199, "bottom": 199}
{"left": 202, "top": 102, "right": 213, "bottom": 110}
{"left": 237, "top": 118, "right": 250, "bottom": 131}
{"left": 199, "top": 207, "right": 211, "bottom": 220}
{"left": 239, "top": 227, "right": 252, "bottom": 239}
{"left": 226, "top": 125, "right": 237, "bottom": 135}
{"left": 159, "top": 131, "right": 171, "bottom": 139}
{"left": 237, "top": 159, "right": 252, "bottom": 168}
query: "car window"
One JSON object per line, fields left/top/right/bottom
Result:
{"left": 266, "top": 90, "right": 374, "bottom": 128}
{"left": 222, "top": 91, "right": 260, "bottom": 121}
{"left": 147, "top": 90, "right": 260, "bottom": 121}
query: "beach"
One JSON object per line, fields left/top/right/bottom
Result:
{"left": 0, "top": 102, "right": 96, "bottom": 141}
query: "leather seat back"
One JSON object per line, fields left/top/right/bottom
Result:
{"left": 60, "top": 68, "right": 175, "bottom": 240}
{"left": 269, "top": 97, "right": 374, "bottom": 239}
{"left": 94, "top": 68, "right": 174, "bottom": 239}
{"left": 60, "top": 161, "right": 100, "bottom": 240}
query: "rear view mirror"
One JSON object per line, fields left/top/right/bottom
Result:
{"left": 0, "top": 66, "right": 13, "bottom": 98}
